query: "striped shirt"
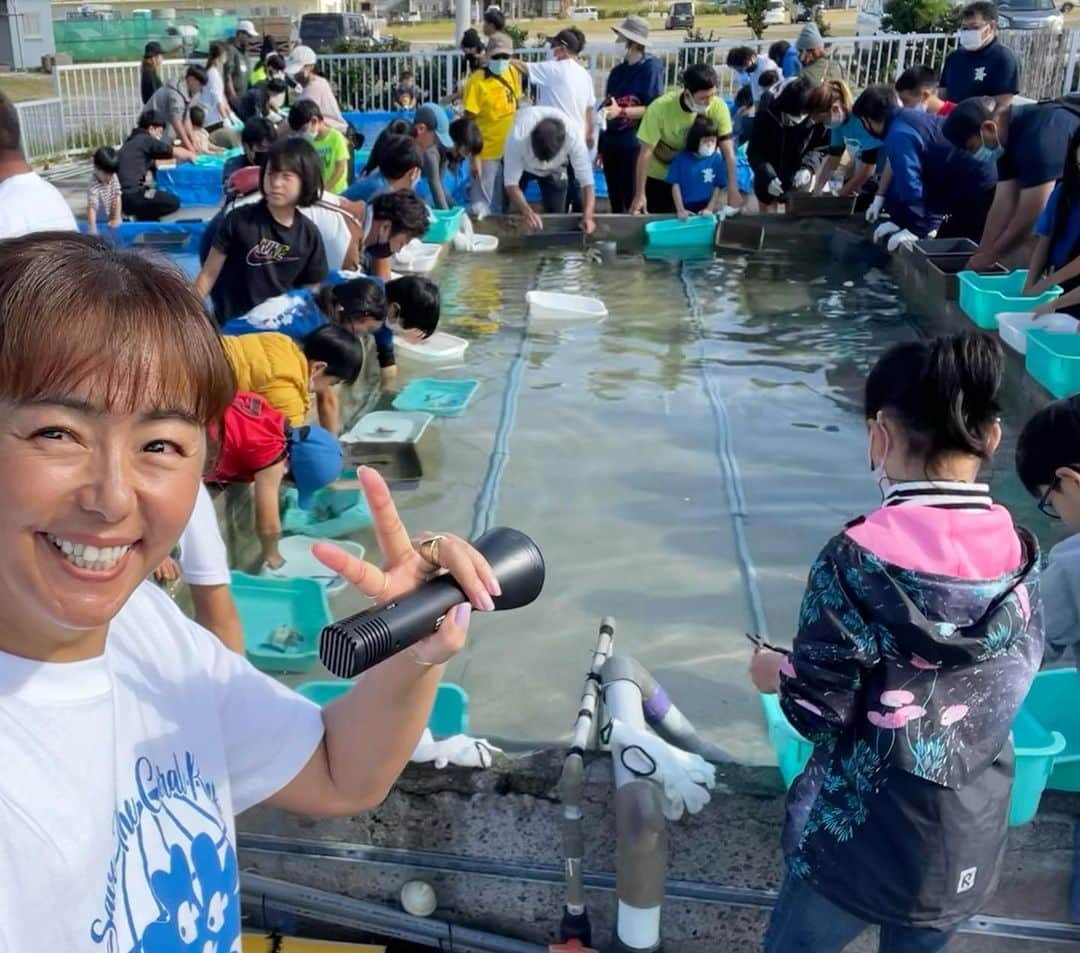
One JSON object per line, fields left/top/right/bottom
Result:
{"left": 884, "top": 481, "right": 993, "bottom": 511}
{"left": 87, "top": 174, "right": 121, "bottom": 219}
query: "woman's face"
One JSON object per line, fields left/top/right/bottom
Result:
{"left": 0, "top": 388, "right": 205, "bottom": 660}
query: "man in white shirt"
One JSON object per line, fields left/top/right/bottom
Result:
{"left": 502, "top": 105, "right": 595, "bottom": 235}
{"left": 287, "top": 45, "right": 349, "bottom": 133}
{"left": 0, "top": 91, "right": 77, "bottom": 239}
{"left": 725, "top": 45, "right": 780, "bottom": 104}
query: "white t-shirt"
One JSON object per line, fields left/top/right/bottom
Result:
{"left": 203, "top": 65, "right": 228, "bottom": 126}
{"left": 0, "top": 582, "right": 324, "bottom": 953}
{"left": 502, "top": 105, "right": 595, "bottom": 191}
{"left": 745, "top": 55, "right": 780, "bottom": 104}
{"left": 178, "top": 484, "right": 231, "bottom": 586}
{"left": 525, "top": 58, "right": 595, "bottom": 138}
{"left": 0, "top": 171, "right": 78, "bottom": 239}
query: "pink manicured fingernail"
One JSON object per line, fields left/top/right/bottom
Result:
{"left": 455, "top": 603, "right": 472, "bottom": 626}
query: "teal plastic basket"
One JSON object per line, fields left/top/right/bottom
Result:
{"left": 760, "top": 689, "right": 1065, "bottom": 826}
{"left": 1026, "top": 328, "right": 1080, "bottom": 398}
{"left": 295, "top": 680, "right": 470, "bottom": 737}
{"left": 281, "top": 483, "right": 373, "bottom": 538}
{"left": 644, "top": 215, "right": 717, "bottom": 250}
{"left": 1020, "top": 668, "right": 1080, "bottom": 792}
{"left": 957, "top": 269, "right": 1061, "bottom": 330}
{"left": 423, "top": 207, "right": 465, "bottom": 244}
{"left": 392, "top": 377, "right": 479, "bottom": 417}
{"left": 231, "top": 572, "right": 331, "bottom": 674}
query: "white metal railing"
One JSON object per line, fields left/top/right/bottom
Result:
{"left": 48, "top": 30, "right": 1080, "bottom": 156}
{"left": 14, "top": 98, "right": 67, "bottom": 162}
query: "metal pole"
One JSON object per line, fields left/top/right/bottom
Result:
{"left": 455, "top": 0, "right": 471, "bottom": 47}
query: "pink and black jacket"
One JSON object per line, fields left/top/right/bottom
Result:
{"left": 779, "top": 481, "right": 1043, "bottom": 929}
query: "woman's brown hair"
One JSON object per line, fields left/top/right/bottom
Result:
{"left": 0, "top": 231, "right": 235, "bottom": 426}
{"left": 806, "top": 79, "right": 854, "bottom": 120}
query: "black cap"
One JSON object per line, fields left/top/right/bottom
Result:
{"left": 461, "top": 27, "right": 483, "bottom": 51}
{"left": 144, "top": 41, "right": 163, "bottom": 56}
{"left": 551, "top": 28, "right": 583, "bottom": 54}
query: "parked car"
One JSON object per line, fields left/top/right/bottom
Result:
{"left": 764, "top": 0, "right": 786, "bottom": 24}
{"left": 789, "top": 0, "right": 819, "bottom": 21}
{"left": 299, "top": 12, "right": 375, "bottom": 52}
{"left": 997, "top": 0, "right": 1064, "bottom": 30}
{"left": 665, "top": 0, "right": 695, "bottom": 28}
{"left": 567, "top": 5, "right": 600, "bottom": 19}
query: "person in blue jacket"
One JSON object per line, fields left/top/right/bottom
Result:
{"left": 769, "top": 40, "right": 801, "bottom": 80}
{"left": 853, "top": 84, "right": 946, "bottom": 242}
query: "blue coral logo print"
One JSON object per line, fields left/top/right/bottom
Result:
{"left": 90, "top": 753, "right": 241, "bottom": 953}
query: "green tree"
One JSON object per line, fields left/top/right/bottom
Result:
{"left": 881, "top": 0, "right": 953, "bottom": 33}
{"left": 502, "top": 22, "right": 530, "bottom": 48}
{"left": 814, "top": 5, "right": 831, "bottom": 37}
{"left": 743, "top": 0, "right": 771, "bottom": 39}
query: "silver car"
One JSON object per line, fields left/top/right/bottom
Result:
{"left": 997, "top": 0, "right": 1065, "bottom": 30}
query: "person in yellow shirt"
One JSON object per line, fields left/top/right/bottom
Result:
{"left": 631, "top": 62, "right": 742, "bottom": 216}
{"left": 220, "top": 324, "right": 363, "bottom": 432}
{"left": 289, "top": 99, "right": 350, "bottom": 194}
{"left": 462, "top": 31, "right": 521, "bottom": 216}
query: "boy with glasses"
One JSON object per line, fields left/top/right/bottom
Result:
{"left": 1017, "top": 395, "right": 1080, "bottom": 666}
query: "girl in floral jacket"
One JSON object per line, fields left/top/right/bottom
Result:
{"left": 752, "top": 332, "right": 1044, "bottom": 953}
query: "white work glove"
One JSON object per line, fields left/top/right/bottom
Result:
{"left": 410, "top": 728, "right": 503, "bottom": 769}
{"left": 608, "top": 718, "right": 715, "bottom": 821}
{"left": 792, "top": 168, "right": 813, "bottom": 191}
{"left": 722, "top": 204, "right": 741, "bottom": 219}
{"left": 873, "top": 221, "right": 900, "bottom": 244}
{"left": 886, "top": 229, "right": 918, "bottom": 253}
{"left": 866, "top": 195, "right": 885, "bottom": 223}
{"left": 767, "top": 177, "right": 784, "bottom": 198}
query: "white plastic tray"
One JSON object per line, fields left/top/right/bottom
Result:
{"left": 526, "top": 290, "right": 608, "bottom": 321}
{"left": 392, "top": 240, "right": 444, "bottom": 274}
{"left": 394, "top": 330, "right": 469, "bottom": 365}
{"left": 339, "top": 410, "right": 434, "bottom": 445}
{"left": 261, "top": 537, "right": 366, "bottom": 596}
{"left": 998, "top": 312, "right": 1077, "bottom": 355}
{"left": 453, "top": 231, "right": 499, "bottom": 253}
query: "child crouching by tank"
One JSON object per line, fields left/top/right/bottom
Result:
{"left": 86, "top": 146, "right": 122, "bottom": 235}
{"left": 220, "top": 323, "right": 364, "bottom": 435}
{"left": 1017, "top": 396, "right": 1080, "bottom": 666}
{"left": 206, "top": 391, "right": 342, "bottom": 570}
{"left": 750, "top": 332, "right": 1043, "bottom": 952}
{"left": 667, "top": 116, "right": 730, "bottom": 220}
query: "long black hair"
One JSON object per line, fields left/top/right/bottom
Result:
{"left": 865, "top": 333, "right": 1003, "bottom": 465}
{"left": 1049, "top": 125, "right": 1080, "bottom": 276}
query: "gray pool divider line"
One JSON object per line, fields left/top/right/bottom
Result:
{"left": 677, "top": 261, "right": 770, "bottom": 638}
{"left": 237, "top": 836, "right": 1080, "bottom": 944}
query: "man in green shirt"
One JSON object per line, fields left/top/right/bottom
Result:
{"left": 289, "top": 99, "right": 350, "bottom": 194}
{"left": 631, "top": 62, "right": 741, "bottom": 214}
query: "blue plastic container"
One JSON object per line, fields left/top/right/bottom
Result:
{"left": 1021, "top": 668, "right": 1080, "bottom": 792}
{"left": 156, "top": 163, "right": 224, "bottom": 207}
{"left": 760, "top": 690, "right": 1065, "bottom": 826}
{"left": 1026, "top": 328, "right": 1080, "bottom": 398}
{"left": 644, "top": 215, "right": 717, "bottom": 250}
{"left": 80, "top": 220, "right": 206, "bottom": 253}
{"left": 957, "top": 269, "right": 1061, "bottom": 330}
{"left": 423, "top": 207, "right": 465, "bottom": 244}
{"left": 296, "top": 681, "right": 470, "bottom": 737}
{"left": 392, "top": 377, "right": 479, "bottom": 417}
{"left": 231, "top": 572, "right": 330, "bottom": 674}
{"left": 281, "top": 482, "right": 373, "bottom": 539}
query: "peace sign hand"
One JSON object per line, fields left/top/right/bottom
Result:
{"left": 313, "top": 467, "right": 500, "bottom": 666}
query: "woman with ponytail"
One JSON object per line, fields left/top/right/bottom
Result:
{"left": 806, "top": 78, "right": 882, "bottom": 197}
{"left": 751, "top": 332, "right": 1044, "bottom": 952}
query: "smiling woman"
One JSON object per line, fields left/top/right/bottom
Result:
{"left": 0, "top": 231, "right": 498, "bottom": 952}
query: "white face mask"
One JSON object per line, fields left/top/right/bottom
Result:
{"left": 868, "top": 414, "right": 892, "bottom": 496}
{"left": 698, "top": 140, "right": 717, "bottom": 158}
{"left": 686, "top": 94, "right": 710, "bottom": 115}
{"left": 959, "top": 27, "right": 986, "bottom": 51}
{"left": 826, "top": 109, "right": 845, "bottom": 129}
{"left": 913, "top": 101, "right": 928, "bottom": 112}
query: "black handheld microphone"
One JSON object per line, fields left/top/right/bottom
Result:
{"left": 319, "top": 527, "right": 545, "bottom": 677}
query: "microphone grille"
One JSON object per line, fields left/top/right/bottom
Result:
{"left": 319, "top": 615, "right": 394, "bottom": 677}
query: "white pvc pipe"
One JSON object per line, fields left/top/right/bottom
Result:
{"left": 618, "top": 901, "right": 660, "bottom": 951}
{"left": 455, "top": 0, "right": 471, "bottom": 48}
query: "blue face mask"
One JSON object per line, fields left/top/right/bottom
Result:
{"left": 974, "top": 133, "right": 1003, "bottom": 164}
{"left": 734, "top": 69, "right": 749, "bottom": 84}
{"left": 488, "top": 58, "right": 510, "bottom": 76}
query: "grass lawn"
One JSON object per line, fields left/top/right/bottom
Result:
{"left": 0, "top": 72, "right": 57, "bottom": 102}
{"left": 391, "top": 7, "right": 859, "bottom": 44}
